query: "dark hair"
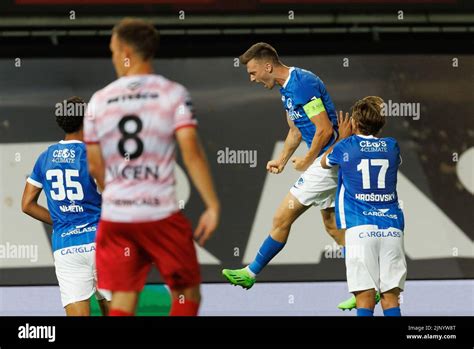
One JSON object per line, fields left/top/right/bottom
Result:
{"left": 239, "top": 42, "right": 280, "bottom": 65}
{"left": 112, "top": 18, "right": 159, "bottom": 61}
{"left": 351, "top": 98, "right": 386, "bottom": 136}
{"left": 56, "top": 96, "right": 86, "bottom": 134}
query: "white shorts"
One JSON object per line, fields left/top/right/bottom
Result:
{"left": 290, "top": 155, "right": 338, "bottom": 208}
{"left": 345, "top": 225, "right": 407, "bottom": 294}
{"left": 54, "top": 242, "right": 111, "bottom": 307}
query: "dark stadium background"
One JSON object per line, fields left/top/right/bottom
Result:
{"left": 0, "top": 1, "right": 472, "bottom": 288}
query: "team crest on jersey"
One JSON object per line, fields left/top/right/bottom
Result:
{"left": 297, "top": 176, "right": 304, "bottom": 186}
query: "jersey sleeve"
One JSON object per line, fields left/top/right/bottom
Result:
{"left": 173, "top": 85, "right": 197, "bottom": 131}
{"left": 27, "top": 151, "right": 47, "bottom": 188}
{"left": 83, "top": 94, "right": 100, "bottom": 144}
{"left": 326, "top": 141, "right": 345, "bottom": 168}
{"left": 297, "top": 74, "right": 327, "bottom": 119}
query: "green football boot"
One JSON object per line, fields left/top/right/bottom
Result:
{"left": 222, "top": 268, "right": 256, "bottom": 290}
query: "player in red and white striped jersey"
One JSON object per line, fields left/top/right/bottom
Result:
{"left": 84, "top": 18, "right": 220, "bottom": 316}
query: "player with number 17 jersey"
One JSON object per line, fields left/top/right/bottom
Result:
{"left": 322, "top": 97, "right": 407, "bottom": 315}
{"left": 327, "top": 135, "right": 404, "bottom": 230}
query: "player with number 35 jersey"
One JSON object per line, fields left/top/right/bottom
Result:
{"left": 22, "top": 96, "right": 110, "bottom": 316}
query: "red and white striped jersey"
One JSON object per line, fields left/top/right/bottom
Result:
{"left": 84, "top": 74, "right": 197, "bottom": 222}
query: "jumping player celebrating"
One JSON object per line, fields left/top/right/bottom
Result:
{"left": 222, "top": 43, "right": 344, "bottom": 290}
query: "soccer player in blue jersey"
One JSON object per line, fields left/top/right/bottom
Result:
{"left": 21, "top": 96, "right": 111, "bottom": 316}
{"left": 222, "top": 42, "right": 345, "bottom": 290}
{"left": 321, "top": 97, "right": 407, "bottom": 316}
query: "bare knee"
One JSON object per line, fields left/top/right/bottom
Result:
{"left": 272, "top": 212, "right": 291, "bottom": 232}
{"left": 111, "top": 291, "right": 139, "bottom": 314}
{"left": 355, "top": 289, "right": 376, "bottom": 310}
{"left": 326, "top": 227, "right": 345, "bottom": 245}
{"left": 270, "top": 212, "right": 293, "bottom": 243}
{"left": 324, "top": 223, "right": 345, "bottom": 246}
{"left": 65, "top": 301, "right": 90, "bottom": 316}
{"left": 67, "top": 308, "right": 89, "bottom": 316}
{"left": 98, "top": 299, "right": 110, "bottom": 316}
{"left": 321, "top": 209, "right": 345, "bottom": 245}
{"left": 381, "top": 288, "right": 400, "bottom": 310}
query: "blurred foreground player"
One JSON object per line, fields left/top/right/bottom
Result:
{"left": 22, "top": 96, "right": 110, "bottom": 316}
{"left": 321, "top": 98, "right": 407, "bottom": 316}
{"left": 85, "top": 18, "right": 220, "bottom": 316}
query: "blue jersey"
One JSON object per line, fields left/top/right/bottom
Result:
{"left": 280, "top": 67, "right": 338, "bottom": 156}
{"left": 326, "top": 135, "right": 404, "bottom": 230}
{"left": 27, "top": 140, "right": 101, "bottom": 252}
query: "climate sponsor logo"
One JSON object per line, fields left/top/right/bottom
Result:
{"left": 359, "top": 140, "right": 388, "bottom": 153}
{"left": 52, "top": 148, "right": 76, "bottom": 163}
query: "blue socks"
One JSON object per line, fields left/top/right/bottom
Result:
{"left": 383, "top": 307, "right": 401, "bottom": 317}
{"left": 357, "top": 308, "right": 374, "bottom": 317}
{"left": 248, "top": 235, "right": 285, "bottom": 275}
{"left": 356, "top": 307, "right": 401, "bottom": 316}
